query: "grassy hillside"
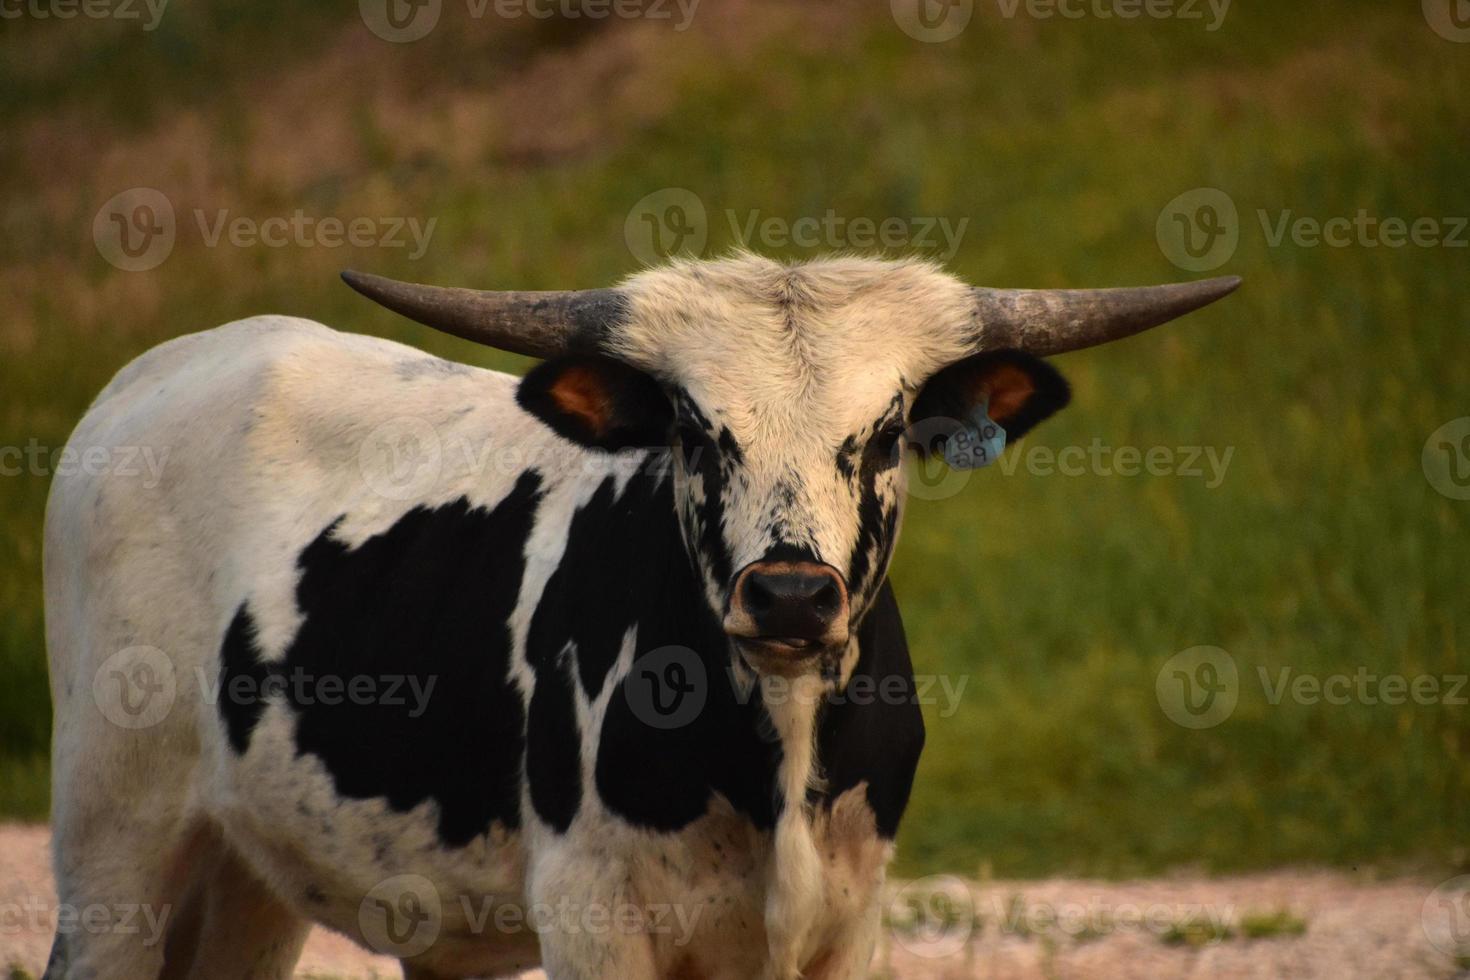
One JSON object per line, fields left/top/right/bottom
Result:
{"left": 1, "top": 0, "right": 1465, "bottom": 877}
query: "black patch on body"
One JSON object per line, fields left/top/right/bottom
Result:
{"left": 813, "top": 580, "right": 925, "bottom": 839}
{"left": 528, "top": 463, "right": 783, "bottom": 831}
{"left": 219, "top": 604, "right": 271, "bottom": 753}
{"left": 521, "top": 471, "right": 683, "bottom": 833}
{"left": 524, "top": 647, "right": 582, "bottom": 833}
{"left": 218, "top": 472, "right": 544, "bottom": 848}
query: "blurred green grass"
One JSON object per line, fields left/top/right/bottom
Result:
{"left": 1, "top": 0, "right": 1465, "bottom": 878}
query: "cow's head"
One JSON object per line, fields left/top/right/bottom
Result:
{"left": 343, "top": 255, "right": 1238, "bottom": 679}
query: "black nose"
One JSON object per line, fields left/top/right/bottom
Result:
{"left": 736, "top": 562, "right": 847, "bottom": 642}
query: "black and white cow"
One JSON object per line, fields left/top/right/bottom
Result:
{"left": 43, "top": 253, "right": 1237, "bottom": 979}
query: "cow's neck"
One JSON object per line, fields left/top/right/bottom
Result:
{"left": 545, "top": 462, "right": 856, "bottom": 969}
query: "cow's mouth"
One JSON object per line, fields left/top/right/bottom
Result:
{"left": 723, "top": 557, "right": 851, "bottom": 676}
{"left": 728, "top": 634, "right": 831, "bottom": 677}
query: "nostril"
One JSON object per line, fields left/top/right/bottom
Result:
{"left": 744, "top": 576, "right": 775, "bottom": 613}
{"left": 812, "top": 581, "right": 841, "bottom": 615}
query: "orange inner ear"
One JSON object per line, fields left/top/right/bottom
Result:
{"left": 548, "top": 365, "right": 612, "bottom": 437}
{"left": 975, "top": 363, "right": 1036, "bottom": 423}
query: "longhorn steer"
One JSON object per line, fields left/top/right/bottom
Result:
{"left": 43, "top": 254, "right": 1238, "bottom": 979}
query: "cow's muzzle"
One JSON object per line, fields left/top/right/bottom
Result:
{"left": 724, "top": 559, "right": 849, "bottom": 671}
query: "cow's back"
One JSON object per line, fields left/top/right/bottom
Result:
{"left": 43, "top": 316, "right": 551, "bottom": 975}
{"left": 46, "top": 313, "right": 526, "bottom": 720}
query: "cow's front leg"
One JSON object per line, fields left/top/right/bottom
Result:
{"left": 528, "top": 840, "right": 659, "bottom": 980}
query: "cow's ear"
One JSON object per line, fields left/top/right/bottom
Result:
{"left": 911, "top": 350, "right": 1070, "bottom": 452}
{"left": 518, "top": 354, "right": 673, "bottom": 450}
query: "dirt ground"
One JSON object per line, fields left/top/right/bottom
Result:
{"left": 1, "top": 823, "right": 1462, "bottom": 979}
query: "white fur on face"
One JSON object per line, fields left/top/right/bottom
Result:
{"left": 608, "top": 253, "right": 979, "bottom": 618}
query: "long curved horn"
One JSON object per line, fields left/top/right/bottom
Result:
{"left": 971, "top": 276, "right": 1241, "bottom": 356}
{"left": 341, "top": 270, "right": 627, "bottom": 359}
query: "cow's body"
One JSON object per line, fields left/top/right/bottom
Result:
{"left": 44, "top": 314, "right": 921, "bottom": 980}
{"left": 45, "top": 254, "right": 1237, "bottom": 979}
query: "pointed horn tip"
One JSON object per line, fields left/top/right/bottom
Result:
{"left": 1196, "top": 274, "right": 1243, "bottom": 298}
{"left": 340, "top": 269, "right": 379, "bottom": 293}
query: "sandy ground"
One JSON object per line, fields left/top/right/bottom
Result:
{"left": 2, "top": 823, "right": 1463, "bottom": 979}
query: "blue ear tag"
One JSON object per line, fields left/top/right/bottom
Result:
{"left": 942, "top": 397, "right": 1007, "bottom": 470}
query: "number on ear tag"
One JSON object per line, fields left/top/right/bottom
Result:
{"left": 942, "top": 398, "right": 1007, "bottom": 470}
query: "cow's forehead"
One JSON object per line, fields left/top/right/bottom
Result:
{"left": 608, "top": 253, "right": 977, "bottom": 435}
